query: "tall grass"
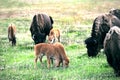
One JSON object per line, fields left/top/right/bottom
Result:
{"left": 0, "top": 0, "right": 120, "bottom": 80}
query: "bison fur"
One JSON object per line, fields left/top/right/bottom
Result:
{"left": 85, "top": 14, "right": 120, "bottom": 57}
{"left": 104, "top": 26, "right": 120, "bottom": 76}
{"left": 8, "top": 24, "right": 16, "bottom": 46}
{"left": 30, "top": 13, "right": 54, "bottom": 44}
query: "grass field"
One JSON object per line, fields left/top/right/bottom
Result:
{"left": 0, "top": 0, "right": 120, "bottom": 80}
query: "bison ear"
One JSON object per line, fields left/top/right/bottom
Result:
{"left": 49, "top": 16, "right": 54, "bottom": 24}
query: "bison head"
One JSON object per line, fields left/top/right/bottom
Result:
{"left": 85, "top": 37, "right": 99, "bottom": 57}
{"left": 32, "top": 33, "right": 46, "bottom": 44}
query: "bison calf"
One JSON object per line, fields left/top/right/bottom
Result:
{"left": 34, "top": 42, "right": 69, "bottom": 68}
{"left": 8, "top": 24, "right": 16, "bottom": 46}
{"left": 104, "top": 26, "right": 120, "bottom": 76}
{"left": 48, "top": 28, "right": 60, "bottom": 43}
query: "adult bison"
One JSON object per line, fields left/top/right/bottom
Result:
{"left": 109, "top": 9, "right": 120, "bottom": 19}
{"left": 30, "top": 14, "right": 54, "bottom": 44}
{"left": 8, "top": 24, "right": 16, "bottom": 46}
{"left": 85, "top": 14, "right": 120, "bottom": 57}
{"left": 104, "top": 26, "right": 120, "bottom": 76}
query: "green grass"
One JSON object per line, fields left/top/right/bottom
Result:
{"left": 0, "top": 0, "right": 28, "bottom": 8}
{"left": 0, "top": 0, "right": 120, "bottom": 80}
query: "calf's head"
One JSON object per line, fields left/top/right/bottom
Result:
{"left": 63, "top": 58, "right": 69, "bottom": 68}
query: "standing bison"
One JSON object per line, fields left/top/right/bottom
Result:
{"left": 85, "top": 14, "right": 120, "bottom": 57}
{"left": 8, "top": 24, "right": 16, "bottom": 46}
{"left": 30, "top": 14, "right": 54, "bottom": 44}
{"left": 104, "top": 26, "right": 120, "bottom": 76}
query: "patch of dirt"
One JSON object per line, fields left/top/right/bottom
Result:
{"left": 0, "top": 9, "right": 38, "bottom": 19}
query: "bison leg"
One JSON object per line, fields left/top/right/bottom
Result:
{"left": 58, "top": 36, "right": 60, "bottom": 42}
{"left": 54, "top": 59, "right": 60, "bottom": 67}
{"left": 12, "top": 38, "right": 16, "bottom": 46}
{"left": 39, "top": 55, "right": 44, "bottom": 67}
{"left": 34, "top": 56, "right": 39, "bottom": 68}
{"left": 47, "top": 57, "right": 51, "bottom": 69}
{"left": 106, "top": 54, "right": 113, "bottom": 67}
{"left": 50, "top": 58, "right": 54, "bottom": 64}
{"left": 113, "top": 60, "right": 120, "bottom": 77}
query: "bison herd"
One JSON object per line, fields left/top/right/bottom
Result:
{"left": 7, "top": 9, "right": 120, "bottom": 76}
{"left": 85, "top": 9, "right": 120, "bottom": 76}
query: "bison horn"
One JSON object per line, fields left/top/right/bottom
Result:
{"left": 32, "top": 34, "right": 35, "bottom": 40}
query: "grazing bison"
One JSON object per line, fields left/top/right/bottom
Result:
{"left": 34, "top": 42, "right": 69, "bottom": 68}
{"left": 109, "top": 9, "right": 120, "bottom": 19}
{"left": 104, "top": 26, "right": 120, "bottom": 76}
{"left": 8, "top": 24, "right": 16, "bottom": 46}
{"left": 85, "top": 14, "right": 120, "bottom": 57}
{"left": 30, "top": 14, "right": 54, "bottom": 44}
{"left": 48, "top": 28, "right": 60, "bottom": 43}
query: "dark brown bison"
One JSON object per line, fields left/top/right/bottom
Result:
{"left": 30, "top": 14, "right": 54, "bottom": 44}
{"left": 109, "top": 9, "right": 120, "bottom": 19}
{"left": 8, "top": 24, "right": 16, "bottom": 46}
{"left": 104, "top": 26, "right": 120, "bottom": 76}
{"left": 85, "top": 14, "right": 120, "bottom": 57}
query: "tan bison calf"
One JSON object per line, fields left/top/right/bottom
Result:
{"left": 104, "top": 26, "right": 120, "bottom": 76}
{"left": 8, "top": 24, "right": 16, "bottom": 46}
{"left": 34, "top": 42, "right": 69, "bottom": 69}
{"left": 48, "top": 28, "right": 60, "bottom": 43}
